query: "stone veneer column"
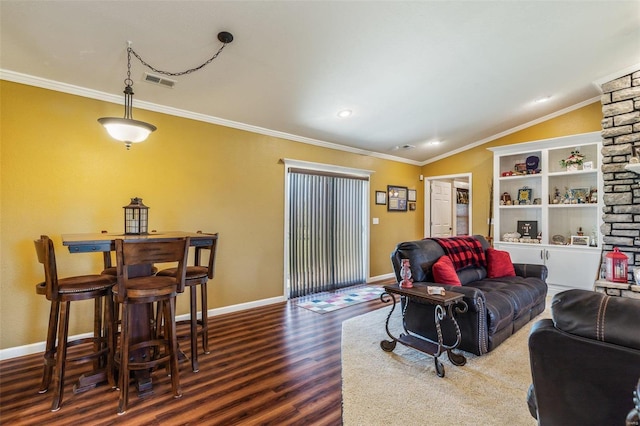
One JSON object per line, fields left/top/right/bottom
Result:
{"left": 600, "top": 68, "right": 640, "bottom": 297}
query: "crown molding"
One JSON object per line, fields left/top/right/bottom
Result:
{"left": 420, "top": 96, "right": 601, "bottom": 166}
{"left": 592, "top": 63, "right": 640, "bottom": 90}
{"left": 0, "top": 69, "right": 422, "bottom": 166}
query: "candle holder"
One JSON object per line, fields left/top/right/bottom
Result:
{"left": 123, "top": 197, "right": 149, "bottom": 235}
{"left": 400, "top": 258, "right": 413, "bottom": 288}
{"left": 605, "top": 247, "right": 628, "bottom": 283}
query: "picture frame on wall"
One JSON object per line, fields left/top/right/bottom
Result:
{"left": 375, "top": 191, "right": 387, "bottom": 205}
{"left": 387, "top": 185, "right": 408, "bottom": 212}
{"left": 408, "top": 189, "right": 417, "bottom": 202}
{"left": 409, "top": 202, "right": 416, "bottom": 211}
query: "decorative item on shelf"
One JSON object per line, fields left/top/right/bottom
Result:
{"left": 123, "top": 197, "right": 149, "bottom": 235}
{"left": 569, "top": 187, "right": 590, "bottom": 204}
{"left": 500, "top": 192, "right": 511, "bottom": 205}
{"left": 559, "top": 148, "right": 585, "bottom": 172}
{"left": 605, "top": 247, "right": 628, "bottom": 283}
{"left": 518, "top": 237, "right": 540, "bottom": 244}
{"left": 570, "top": 235, "right": 589, "bottom": 246}
{"left": 517, "top": 186, "right": 532, "bottom": 205}
{"left": 552, "top": 234, "right": 566, "bottom": 245}
{"left": 501, "top": 171, "right": 514, "bottom": 177}
{"left": 517, "top": 220, "right": 537, "bottom": 239}
{"left": 99, "top": 32, "right": 233, "bottom": 149}
{"left": 514, "top": 160, "right": 527, "bottom": 175}
{"left": 502, "top": 231, "right": 521, "bottom": 242}
{"left": 590, "top": 228, "right": 598, "bottom": 247}
{"left": 562, "top": 187, "right": 573, "bottom": 204}
{"left": 533, "top": 198, "right": 541, "bottom": 205}
{"left": 577, "top": 227, "right": 584, "bottom": 236}
{"left": 582, "top": 161, "right": 594, "bottom": 170}
{"left": 552, "top": 187, "right": 562, "bottom": 204}
{"left": 399, "top": 258, "right": 413, "bottom": 288}
{"left": 589, "top": 188, "right": 598, "bottom": 203}
{"left": 526, "top": 155, "right": 540, "bottom": 174}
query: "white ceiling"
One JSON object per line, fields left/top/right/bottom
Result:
{"left": 2, "top": 1, "right": 639, "bottom": 164}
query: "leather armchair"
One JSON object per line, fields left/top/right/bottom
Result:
{"left": 528, "top": 289, "right": 640, "bottom": 425}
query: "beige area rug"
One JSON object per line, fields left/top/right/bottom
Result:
{"left": 342, "top": 302, "right": 551, "bottom": 425}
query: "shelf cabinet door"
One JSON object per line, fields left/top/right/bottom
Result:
{"left": 544, "top": 246, "right": 601, "bottom": 292}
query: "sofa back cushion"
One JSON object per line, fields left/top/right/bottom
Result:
{"left": 552, "top": 289, "right": 640, "bottom": 351}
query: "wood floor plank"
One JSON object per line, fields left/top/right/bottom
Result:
{"left": 0, "top": 284, "right": 390, "bottom": 425}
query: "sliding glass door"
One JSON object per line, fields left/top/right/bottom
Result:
{"left": 287, "top": 168, "right": 367, "bottom": 298}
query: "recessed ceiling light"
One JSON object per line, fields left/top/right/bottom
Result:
{"left": 535, "top": 96, "right": 552, "bottom": 104}
{"left": 429, "top": 141, "right": 442, "bottom": 146}
{"left": 337, "top": 109, "right": 352, "bottom": 118}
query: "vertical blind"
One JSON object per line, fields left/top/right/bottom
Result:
{"left": 288, "top": 169, "right": 367, "bottom": 298}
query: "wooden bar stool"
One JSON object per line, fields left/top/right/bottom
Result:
{"left": 113, "top": 237, "right": 189, "bottom": 415}
{"left": 100, "top": 231, "right": 157, "bottom": 276}
{"left": 156, "top": 232, "right": 218, "bottom": 372}
{"left": 34, "top": 235, "right": 116, "bottom": 412}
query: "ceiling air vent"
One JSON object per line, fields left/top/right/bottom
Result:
{"left": 143, "top": 72, "right": 176, "bottom": 88}
{"left": 391, "top": 144, "right": 416, "bottom": 151}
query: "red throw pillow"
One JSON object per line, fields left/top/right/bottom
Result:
{"left": 432, "top": 255, "right": 461, "bottom": 286}
{"left": 487, "top": 248, "right": 516, "bottom": 278}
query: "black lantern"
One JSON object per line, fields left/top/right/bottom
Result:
{"left": 123, "top": 197, "right": 149, "bottom": 235}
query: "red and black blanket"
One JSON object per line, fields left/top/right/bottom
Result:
{"left": 430, "top": 236, "right": 487, "bottom": 271}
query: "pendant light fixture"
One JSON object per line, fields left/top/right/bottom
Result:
{"left": 99, "top": 31, "right": 234, "bottom": 150}
{"left": 98, "top": 43, "right": 156, "bottom": 150}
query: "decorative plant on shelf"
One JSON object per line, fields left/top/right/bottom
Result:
{"left": 559, "top": 149, "right": 585, "bottom": 168}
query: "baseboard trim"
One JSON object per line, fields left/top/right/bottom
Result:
{"left": 0, "top": 296, "right": 285, "bottom": 361}
{"left": 368, "top": 273, "right": 395, "bottom": 283}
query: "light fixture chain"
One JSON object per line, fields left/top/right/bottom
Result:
{"left": 125, "top": 47, "right": 133, "bottom": 87}
{"left": 128, "top": 43, "right": 228, "bottom": 77}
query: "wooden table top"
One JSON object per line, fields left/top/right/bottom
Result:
{"left": 62, "top": 231, "right": 215, "bottom": 253}
{"left": 383, "top": 283, "right": 463, "bottom": 305}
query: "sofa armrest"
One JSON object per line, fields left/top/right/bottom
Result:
{"left": 514, "top": 263, "right": 548, "bottom": 281}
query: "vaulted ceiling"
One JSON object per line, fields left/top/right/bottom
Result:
{"left": 2, "top": 1, "right": 639, "bottom": 164}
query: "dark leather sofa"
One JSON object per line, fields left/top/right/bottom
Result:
{"left": 391, "top": 235, "right": 547, "bottom": 355}
{"left": 528, "top": 289, "right": 640, "bottom": 425}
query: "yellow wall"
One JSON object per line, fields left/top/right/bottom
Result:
{"left": 422, "top": 102, "right": 603, "bottom": 239}
{"left": 0, "top": 81, "right": 425, "bottom": 349}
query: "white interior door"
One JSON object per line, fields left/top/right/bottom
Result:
{"left": 431, "top": 180, "right": 453, "bottom": 237}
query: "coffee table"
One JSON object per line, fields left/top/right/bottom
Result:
{"left": 380, "top": 283, "right": 468, "bottom": 377}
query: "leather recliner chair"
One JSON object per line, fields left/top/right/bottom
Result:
{"left": 527, "top": 289, "right": 640, "bottom": 425}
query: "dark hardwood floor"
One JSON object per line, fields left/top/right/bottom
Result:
{"left": 0, "top": 286, "right": 389, "bottom": 425}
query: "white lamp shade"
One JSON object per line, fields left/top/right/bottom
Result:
{"left": 98, "top": 117, "right": 157, "bottom": 143}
